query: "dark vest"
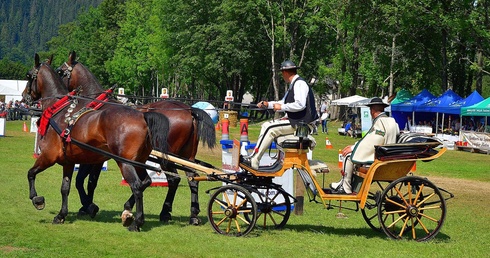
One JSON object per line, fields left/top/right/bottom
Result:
{"left": 284, "top": 77, "right": 318, "bottom": 126}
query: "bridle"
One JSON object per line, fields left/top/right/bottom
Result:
{"left": 24, "top": 65, "right": 41, "bottom": 105}
{"left": 56, "top": 61, "right": 76, "bottom": 80}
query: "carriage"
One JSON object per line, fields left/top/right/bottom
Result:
{"left": 24, "top": 52, "right": 452, "bottom": 241}
{"left": 149, "top": 125, "right": 453, "bottom": 241}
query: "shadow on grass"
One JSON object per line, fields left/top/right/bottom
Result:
{"left": 278, "top": 223, "right": 452, "bottom": 241}
{"left": 41, "top": 209, "right": 209, "bottom": 231}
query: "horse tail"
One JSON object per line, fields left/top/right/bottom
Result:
{"left": 143, "top": 112, "right": 169, "bottom": 154}
{"left": 191, "top": 107, "right": 216, "bottom": 149}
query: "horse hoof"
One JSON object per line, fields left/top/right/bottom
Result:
{"left": 32, "top": 196, "right": 45, "bottom": 210}
{"left": 127, "top": 225, "right": 141, "bottom": 232}
{"left": 87, "top": 203, "right": 99, "bottom": 219}
{"left": 121, "top": 210, "right": 134, "bottom": 227}
{"left": 189, "top": 217, "right": 201, "bottom": 226}
{"left": 52, "top": 215, "right": 65, "bottom": 224}
{"left": 159, "top": 213, "right": 172, "bottom": 223}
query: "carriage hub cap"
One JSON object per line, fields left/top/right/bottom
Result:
{"left": 224, "top": 208, "right": 237, "bottom": 218}
{"left": 407, "top": 205, "right": 419, "bottom": 217}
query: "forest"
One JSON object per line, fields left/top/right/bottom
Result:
{"left": 1, "top": 0, "right": 490, "bottom": 103}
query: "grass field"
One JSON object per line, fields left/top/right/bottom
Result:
{"left": 1, "top": 119, "right": 489, "bottom": 257}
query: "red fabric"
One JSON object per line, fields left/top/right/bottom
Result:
{"left": 38, "top": 91, "right": 76, "bottom": 136}
{"left": 86, "top": 88, "right": 113, "bottom": 109}
{"left": 38, "top": 89, "right": 112, "bottom": 137}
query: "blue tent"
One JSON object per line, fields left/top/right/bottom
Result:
{"left": 391, "top": 89, "right": 436, "bottom": 130}
{"left": 391, "top": 89, "right": 435, "bottom": 112}
{"left": 416, "top": 89, "right": 462, "bottom": 114}
{"left": 449, "top": 90, "right": 485, "bottom": 114}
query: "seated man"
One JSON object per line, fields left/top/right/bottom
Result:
{"left": 344, "top": 121, "right": 353, "bottom": 138}
{"left": 247, "top": 60, "right": 318, "bottom": 169}
{"left": 330, "top": 97, "right": 399, "bottom": 194}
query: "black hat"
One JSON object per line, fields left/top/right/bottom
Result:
{"left": 366, "top": 97, "right": 389, "bottom": 107}
{"left": 279, "top": 60, "right": 300, "bottom": 71}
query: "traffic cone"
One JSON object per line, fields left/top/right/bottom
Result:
{"left": 338, "top": 149, "right": 343, "bottom": 168}
{"left": 221, "top": 118, "right": 229, "bottom": 140}
{"left": 23, "top": 121, "right": 28, "bottom": 132}
{"left": 410, "top": 162, "right": 416, "bottom": 172}
{"left": 325, "top": 137, "right": 333, "bottom": 149}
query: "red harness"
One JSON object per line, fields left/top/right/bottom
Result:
{"left": 38, "top": 88, "right": 113, "bottom": 137}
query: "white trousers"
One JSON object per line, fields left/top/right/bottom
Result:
{"left": 254, "top": 119, "right": 296, "bottom": 161}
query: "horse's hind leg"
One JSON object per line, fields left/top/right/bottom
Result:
{"left": 159, "top": 167, "right": 180, "bottom": 222}
{"left": 53, "top": 165, "right": 75, "bottom": 224}
{"left": 186, "top": 170, "right": 201, "bottom": 225}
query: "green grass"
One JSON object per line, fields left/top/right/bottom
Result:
{"left": 1, "top": 119, "right": 489, "bottom": 257}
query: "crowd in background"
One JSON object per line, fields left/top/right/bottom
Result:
{"left": 0, "top": 100, "right": 31, "bottom": 120}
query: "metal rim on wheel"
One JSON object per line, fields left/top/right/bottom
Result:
{"left": 207, "top": 184, "right": 257, "bottom": 236}
{"left": 361, "top": 180, "right": 389, "bottom": 232}
{"left": 377, "top": 176, "right": 447, "bottom": 241}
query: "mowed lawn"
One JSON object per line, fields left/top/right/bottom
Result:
{"left": 1, "top": 119, "right": 489, "bottom": 258}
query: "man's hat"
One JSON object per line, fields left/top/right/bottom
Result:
{"left": 279, "top": 60, "right": 300, "bottom": 71}
{"left": 366, "top": 97, "right": 389, "bottom": 107}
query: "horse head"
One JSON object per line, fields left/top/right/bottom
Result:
{"left": 56, "top": 51, "right": 104, "bottom": 95}
{"left": 23, "top": 53, "right": 68, "bottom": 106}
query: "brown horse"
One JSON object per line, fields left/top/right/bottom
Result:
{"left": 23, "top": 53, "right": 170, "bottom": 231}
{"left": 56, "top": 51, "right": 216, "bottom": 225}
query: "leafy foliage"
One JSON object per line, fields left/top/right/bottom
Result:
{"left": 2, "top": 0, "right": 490, "bottom": 101}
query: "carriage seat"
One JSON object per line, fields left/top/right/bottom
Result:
{"left": 374, "top": 132, "right": 443, "bottom": 161}
{"left": 276, "top": 134, "right": 316, "bottom": 150}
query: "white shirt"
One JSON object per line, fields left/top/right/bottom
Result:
{"left": 268, "top": 74, "right": 309, "bottom": 112}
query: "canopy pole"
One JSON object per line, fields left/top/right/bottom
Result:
{"left": 436, "top": 113, "right": 439, "bottom": 134}
{"left": 442, "top": 113, "right": 445, "bottom": 133}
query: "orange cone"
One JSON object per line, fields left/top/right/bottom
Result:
{"left": 23, "top": 121, "right": 28, "bottom": 132}
{"left": 325, "top": 137, "right": 333, "bottom": 149}
{"left": 411, "top": 162, "right": 416, "bottom": 172}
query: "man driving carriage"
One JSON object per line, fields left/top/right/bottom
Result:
{"left": 330, "top": 97, "right": 399, "bottom": 194}
{"left": 245, "top": 60, "right": 318, "bottom": 169}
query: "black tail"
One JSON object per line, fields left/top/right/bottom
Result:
{"left": 144, "top": 112, "right": 170, "bottom": 153}
{"left": 191, "top": 107, "right": 216, "bottom": 149}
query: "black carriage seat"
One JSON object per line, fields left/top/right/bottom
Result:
{"left": 374, "top": 132, "right": 443, "bottom": 161}
{"left": 276, "top": 135, "right": 312, "bottom": 149}
{"left": 275, "top": 122, "right": 316, "bottom": 150}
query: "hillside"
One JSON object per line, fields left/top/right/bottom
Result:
{"left": 0, "top": 0, "right": 102, "bottom": 64}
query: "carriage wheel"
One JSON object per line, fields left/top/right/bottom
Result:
{"left": 245, "top": 185, "right": 292, "bottom": 229}
{"left": 361, "top": 180, "right": 390, "bottom": 232}
{"left": 207, "top": 185, "right": 257, "bottom": 237}
{"left": 377, "top": 176, "right": 446, "bottom": 241}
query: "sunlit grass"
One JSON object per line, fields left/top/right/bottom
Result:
{"left": 1, "top": 120, "right": 489, "bottom": 257}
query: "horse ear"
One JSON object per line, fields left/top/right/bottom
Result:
{"left": 47, "top": 54, "right": 54, "bottom": 65}
{"left": 69, "top": 51, "right": 77, "bottom": 64}
{"left": 35, "top": 53, "right": 40, "bottom": 67}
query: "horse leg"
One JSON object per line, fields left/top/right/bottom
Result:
{"left": 85, "top": 163, "right": 103, "bottom": 218}
{"left": 75, "top": 164, "right": 91, "bottom": 215}
{"left": 53, "top": 165, "right": 75, "bottom": 224}
{"left": 28, "top": 164, "right": 48, "bottom": 210}
{"left": 159, "top": 167, "right": 180, "bottom": 223}
{"left": 120, "top": 163, "right": 151, "bottom": 232}
{"left": 185, "top": 170, "right": 201, "bottom": 225}
{"left": 75, "top": 163, "right": 102, "bottom": 218}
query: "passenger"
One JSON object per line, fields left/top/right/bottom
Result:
{"left": 330, "top": 97, "right": 399, "bottom": 194}
{"left": 246, "top": 60, "right": 318, "bottom": 169}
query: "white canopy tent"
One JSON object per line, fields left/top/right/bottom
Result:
{"left": 331, "top": 95, "right": 368, "bottom": 106}
{"left": 0, "top": 85, "right": 23, "bottom": 102}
